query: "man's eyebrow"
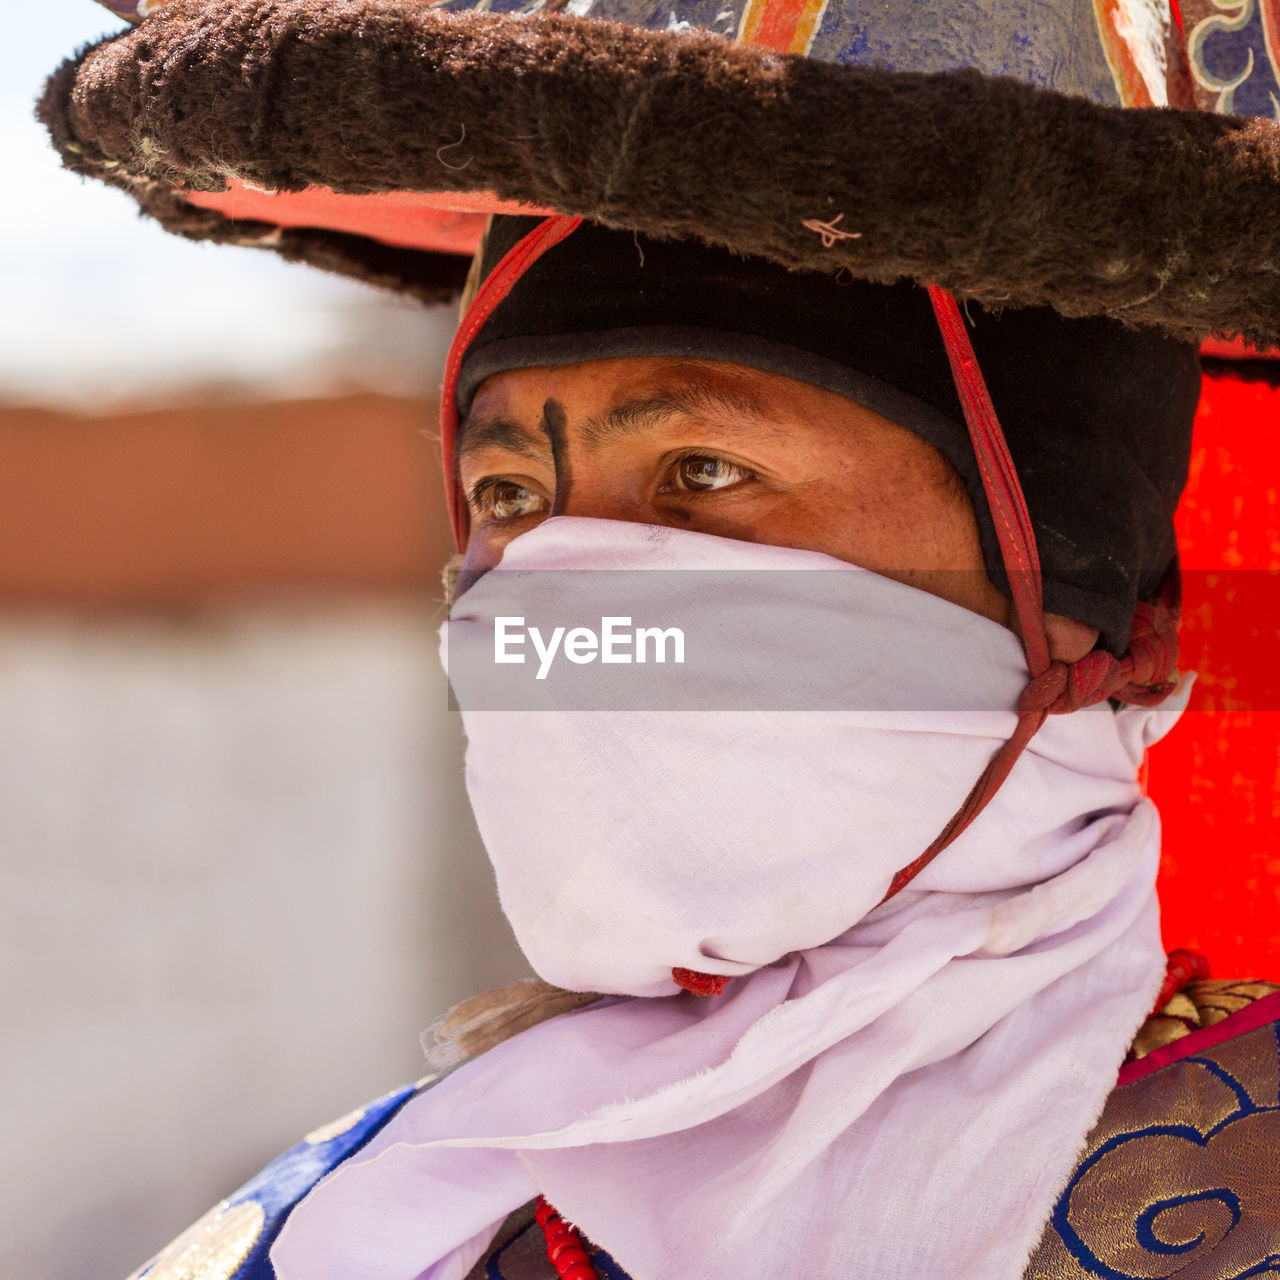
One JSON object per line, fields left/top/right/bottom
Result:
{"left": 456, "top": 381, "right": 776, "bottom": 462}
{"left": 455, "top": 416, "right": 551, "bottom": 462}
{"left": 578, "top": 383, "right": 772, "bottom": 446}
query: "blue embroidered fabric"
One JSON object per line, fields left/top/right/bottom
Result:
{"left": 131, "top": 1083, "right": 420, "bottom": 1280}
{"left": 1026, "top": 1003, "right": 1280, "bottom": 1279}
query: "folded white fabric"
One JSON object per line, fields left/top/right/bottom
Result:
{"left": 272, "top": 517, "right": 1187, "bottom": 1280}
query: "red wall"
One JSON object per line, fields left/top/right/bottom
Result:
{"left": 1148, "top": 372, "right": 1280, "bottom": 976}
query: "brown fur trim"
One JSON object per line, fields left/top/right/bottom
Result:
{"left": 37, "top": 37, "right": 469, "bottom": 305}
{"left": 38, "top": 1, "right": 1280, "bottom": 342}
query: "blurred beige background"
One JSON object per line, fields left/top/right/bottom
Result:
{"left": 4, "top": 9, "right": 528, "bottom": 1279}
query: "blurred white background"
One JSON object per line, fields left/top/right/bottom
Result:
{"left": 2, "top": 7, "right": 527, "bottom": 1278}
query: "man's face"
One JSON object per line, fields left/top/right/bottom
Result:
{"left": 454, "top": 356, "right": 1012, "bottom": 624}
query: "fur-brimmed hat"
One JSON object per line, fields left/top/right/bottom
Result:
{"left": 37, "top": 0, "right": 1280, "bottom": 348}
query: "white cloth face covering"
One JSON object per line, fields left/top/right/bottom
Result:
{"left": 272, "top": 516, "right": 1189, "bottom": 1280}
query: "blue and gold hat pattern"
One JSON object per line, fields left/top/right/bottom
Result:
{"left": 91, "top": 0, "right": 1192, "bottom": 110}
{"left": 1183, "top": 0, "right": 1280, "bottom": 117}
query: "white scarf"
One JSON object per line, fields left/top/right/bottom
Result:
{"left": 272, "top": 517, "right": 1186, "bottom": 1280}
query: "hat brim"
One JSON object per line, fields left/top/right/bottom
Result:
{"left": 39, "top": 0, "right": 1280, "bottom": 344}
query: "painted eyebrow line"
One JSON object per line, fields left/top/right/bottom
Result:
{"left": 456, "top": 379, "right": 777, "bottom": 465}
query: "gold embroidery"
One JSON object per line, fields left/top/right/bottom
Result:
{"left": 1129, "top": 978, "right": 1280, "bottom": 1061}
{"left": 126, "top": 1199, "right": 265, "bottom": 1280}
{"left": 1129, "top": 991, "right": 1201, "bottom": 1060}
{"left": 1191, "top": 978, "right": 1280, "bottom": 1028}
{"left": 1026, "top": 1007, "right": 1280, "bottom": 1278}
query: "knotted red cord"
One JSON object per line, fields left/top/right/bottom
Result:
{"left": 875, "top": 288, "right": 1180, "bottom": 904}
{"left": 1019, "top": 601, "right": 1181, "bottom": 717}
{"left": 676, "top": 287, "right": 1178, "bottom": 990}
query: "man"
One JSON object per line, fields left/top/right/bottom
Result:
{"left": 253, "top": 216, "right": 1199, "bottom": 1280}
{"left": 107, "top": 218, "right": 1277, "bottom": 1280}
{"left": 41, "top": 1, "right": 1280, "bottom": 1278}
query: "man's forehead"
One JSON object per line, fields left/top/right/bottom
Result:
{"left": 468, "top": 357, "right": 775, "bottom": 412}
{"left": 457, "top": 359, "right": 780, "bottom": 455}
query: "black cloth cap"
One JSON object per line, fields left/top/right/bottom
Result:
{"left": 458, "top": 217, "right": 1201, "bottom": 654}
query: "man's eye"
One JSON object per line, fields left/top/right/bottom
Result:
{"left": 470, "top": 480, "right": 549, "bottom": 521}
{"left": 662, "top": 455, "right": 755, "bottom": 493}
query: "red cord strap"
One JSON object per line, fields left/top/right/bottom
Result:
{"left": 441, "top": 215, "right": 584, "bottom": 547}
{"left": 926, "top": 286, "right": 1051, "bottom": 678}
{"left": 877, "top": 288, "right": 1179, "bottom": 903}
{"left": 679, "top": 287, "right": 1179, "bottom": 993}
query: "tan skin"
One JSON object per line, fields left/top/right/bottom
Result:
{"left": 455, "top": 357, "right": 1097, "bottom": 662}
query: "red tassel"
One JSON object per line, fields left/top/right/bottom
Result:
{"left": 672, "top": 967, "right": 729, "bottom": 996}
{"left": 1150, "top": 948, "right": 1211, "bottom": 1016}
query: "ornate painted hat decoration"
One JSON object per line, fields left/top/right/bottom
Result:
{"left": 37, "top": 0, "right": 1280, "bottom": 349}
